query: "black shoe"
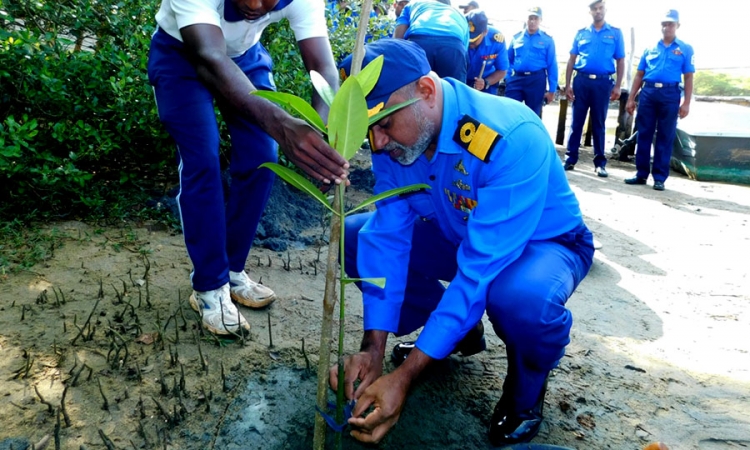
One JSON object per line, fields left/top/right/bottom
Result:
{"left": 595, "top": 166, "right": 608, "bottom": 177}
{"left": 390, "top": 322, "right": 486, "bottom": 366}
{"left": 653, "top": 180, "right": 665, "bottom": 191}
{"left": 624, "top": 176, "right": 647, "bottom": 185}
{"left": 488, "top": 379, "right": 547, "bottom": 446}
{"left": 563, "top": 163, "right": 575, "bottom": 171}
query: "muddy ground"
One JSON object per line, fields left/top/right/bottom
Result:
{"left": 1, "top": 146, "right": 749, "bottom": 450}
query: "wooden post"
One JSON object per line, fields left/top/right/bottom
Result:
{"left": 584, "top": 112, "right": 593, "bottom": 147}
{"left": 556, "top": 98, "right": 568, "bottom": 145}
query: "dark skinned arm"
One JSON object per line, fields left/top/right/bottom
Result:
{"left": 179, "top": 24, "right": 348, "bottom": 183}
{"left": 625, "top": 69, "right": 644, "bottom": 115}
{"left": 565, "top": 53, "right": 577, "bottom": 101}
{"left": 394, "top": 24, "right": 408, "bottom": 39}
{"left": 298, "top": 36, "right": 339, "bottom": 121}
{"left": 611, "top": 57, "right": 624, "bottom": 100}
{"left": 680, "top": 72, "right": 693, "bottom": 119}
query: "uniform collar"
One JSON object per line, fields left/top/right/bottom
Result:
{"left": 436, "top": 79, "right": 463, "bottom": 155}
{"left": 224, "top": 0, "right": 294, "bottom": 23}
{"left": 587, "top": 21, "right": 611, "bottom": 33}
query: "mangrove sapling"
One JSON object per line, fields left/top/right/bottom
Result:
{"left": 254, "top": 12, "right": 428, "bottom": 447}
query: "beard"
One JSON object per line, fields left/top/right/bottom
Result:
{"left": 383, "top": 103, "right": 436, "bottom": 165}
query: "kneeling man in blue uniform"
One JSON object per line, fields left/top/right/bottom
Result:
{"left": 625, "top": 9, "right": 694, "bottom": 191}
{"left": 331, "top": 39, "right": 595, "bottom": 446}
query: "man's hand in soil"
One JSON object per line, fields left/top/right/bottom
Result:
{"left": 347, "top": 346, "right": 433, "bottom": 443}
{"left": 330, "top": 330, "right": 388, "bottom": 399}
{"left": 329, "top": 350, "right": 384, "bottom": 400}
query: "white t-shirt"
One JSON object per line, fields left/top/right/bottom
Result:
{"left": 155, "top": 0, "right": 328, "bottom": 58}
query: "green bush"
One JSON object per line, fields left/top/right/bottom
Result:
{"left": 693, "top": 71, "right": 750, "bottom": 96}
{"left": 0, "top": 0, "right": 171, "bottom": 221}
{"left": 0, "top": 0, "right": 390, "bottom": 222}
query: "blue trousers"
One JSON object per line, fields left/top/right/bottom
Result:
{"left": 408, "top": 35, "right": 468, "bottom": 82}
{"left": 634, "top": 85, "right": 680, "bottom": 182}
{"left": 566, "top": 75, "right": 614, "bottom": 168}
{"left": 505, "top": 70, "right": 547, "bottom": 117}
{"left": 147, "top": 29, "right": 278, "bottom": 291}
{"left": 344, "top": 213, "right": 594, "bottom": 411}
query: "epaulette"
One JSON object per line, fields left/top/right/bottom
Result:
{"left": 493, "top": 32, "right": 504, "bottom": 43}
{"left": 452, "top": 114, "right": 502, "bottom": 163}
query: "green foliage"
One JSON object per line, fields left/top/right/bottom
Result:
{"left": 0, "top": 0, "right": 392, "bottom": 223}
{"left": 0, "top": 0, "right": 172, "bottom": 221}
{"left": 327, "top": 77, "right": 368, "bottom": 159}
{"left": 693, "top": 71, "right": 750, "bottom": 96}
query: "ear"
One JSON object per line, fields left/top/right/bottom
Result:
{"left": 415, "top": 75, "right": 438, "bottom": 107}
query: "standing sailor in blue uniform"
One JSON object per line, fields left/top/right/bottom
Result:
{"left": 148, "top": 0, "right": 348, "bottom": 335}
{"left": 332, "top": 39, "right": 594, "bottom": 447}
{"left": 624, "top": 9, "right": 694, "bottom": 191}
{"left": 563, "top": 0, "right": 625, "bottom": 178}
{"left": 465, "top": 10, "right": 509, "bottom": 94}
{"left": 505, "top": 7, "right": 558, "bottom": 116}
{"left": 394, "top": 0, "right": 470, "bottom": 81}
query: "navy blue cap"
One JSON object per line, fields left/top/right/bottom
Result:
{"left": 528, "top": 6, "right": 542, "bottom": 18}
{"left": 467, "top": 10, "right": 489, "bottom": 42}
{"left": 662, "top": 9, "right": 679, "bottom": 23}
{"left": 338, "top": 39, "right": 430, "bottom": 110}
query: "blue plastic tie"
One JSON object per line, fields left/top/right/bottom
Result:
{"left": 315, "top": 400, "right": 355, "bottom": 433}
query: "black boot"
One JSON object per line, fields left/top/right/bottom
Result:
{"left": 391, "top": 322, "right": 486, "bottom": 366}
{"left": 488, "top": 377, "right": 547, "bottom": 446}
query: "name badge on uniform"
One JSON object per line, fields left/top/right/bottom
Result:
{"left": 452, "top": 115, "right": 502, "bottom": 163}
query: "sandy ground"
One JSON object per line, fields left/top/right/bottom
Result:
{"left": 1, "top": 145, "right": 749, "bottom": 450}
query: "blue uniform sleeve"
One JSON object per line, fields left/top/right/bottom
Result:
{"left": 546, "top": 35, "right": 558, "bottom": 92}
{"left": 357, "top": 154, "right": 416, "bottom": 333}
{"left": 395, "top": 4, "right": 411, "bottom": 27}
{"left": 494, "top": 38, "right": 509, "bottom": 72}
{"left": 637, "top": 48, "right": 647, "bottom": 71}
{"left": 614, "top": 28, "right": 625, "bottom": 60}
{"left": 683, "top": 43, "right": 695, "bottom": 74}
{"left": 570, "top": 31, "right": 581, "bottom": 55}
{"left": 508, "top": 35, "right": 516, "bottom": 67}
{"left": 415, "top": 121, "right": 554, "bottom": 359}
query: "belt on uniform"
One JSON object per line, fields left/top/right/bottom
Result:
{"left": 514, "top": 69, "right": 545, "bottom": 76}
{"left": 576, "top": 72, "right": 611, "bottom": 79}
{"left": 643, "top": 81, "right": 680, "bottom": 88}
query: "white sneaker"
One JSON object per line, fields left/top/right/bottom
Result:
{"left": 229, "top": 270, "right": 276, "bottom": 309}
{"left": 189, "top": 284, "right": 250, "bottom": 336}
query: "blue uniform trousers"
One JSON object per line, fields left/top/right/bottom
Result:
{"left": 147, "top": 29, "right": 278, "bottom": 291}
{"left": 344, "top": 212, "right": 594, "bottom": 411}
{"left": 505, "top": 70, "right": 547, "bottom": 117}
{"left": 408, "top": 35, "right": 468, "bottom": 82}
{"left": 566, "top": 74, "right": 614, "bottom": 168}
{"left": 634, "top": 85, "right": 681, "bottom": 182}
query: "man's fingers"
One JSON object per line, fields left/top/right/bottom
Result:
{"left": 328, "top": 364, "right": 339, "bottom": 391}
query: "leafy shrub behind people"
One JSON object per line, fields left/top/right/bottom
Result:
{"left": 0, "top": 0, "right": 391, "bottom": 222}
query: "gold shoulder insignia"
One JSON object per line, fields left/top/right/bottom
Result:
{"left": 452, "top": 114, "right": 502, "bottom": 162}
{"left": 340, "top": 67, "right": 348, "bottom": 81}
{"left": 493, "top": 33, "right": 504, "bottom": 43}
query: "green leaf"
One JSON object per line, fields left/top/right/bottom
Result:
{"left": 353, "top": 55, "right": 384, "bottom": 97}
{"left": 309, "top": 70, "right": 335, "bottom": 107}
{"left": 252, "top": 91, "right": 327, "bottom": 136}
{"left": 346, "top": 183, "right": 431, "bottom": 216}
{"left": 342, "top": 277, "right": 386, "bottom": 289}
{"left": 327, "top": 76, "right": 368, "bottom": 160}
{"left": 368, "top": 97, "right": 420, "bottom": 126}
{"left": 259, "top": 162, "right": 337, "bottom": 215}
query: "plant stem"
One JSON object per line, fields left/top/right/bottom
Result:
{"left": 313, "top": 188, "right": 342, "bottom": 450}
{"left": 335, "top": 183, "right": 347, "bottom": 450}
